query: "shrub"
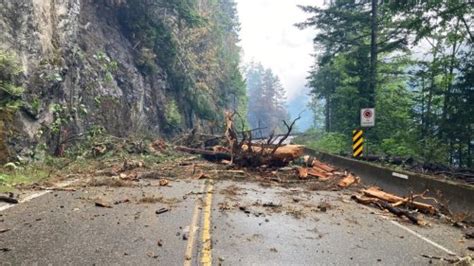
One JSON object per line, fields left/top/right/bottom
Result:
{"left": 0, "top": 50, "right": 24, "bottom": 110}
{"left": 165, "top": 100, "right": 182, "bottom": 127}
{"left": 295, "top": 129, "right": 349, "bottom": 154}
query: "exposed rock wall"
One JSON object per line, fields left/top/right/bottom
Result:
{"left": 0, "top": 0, "right": 183, "bottom": 161}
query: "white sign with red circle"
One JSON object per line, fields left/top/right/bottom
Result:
{"left": 361, "top": 108, "right": 375, "bottom": 127}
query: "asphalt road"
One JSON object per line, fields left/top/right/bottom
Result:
{"left": 0, "top": 178, "right": 471, "bottom": 265}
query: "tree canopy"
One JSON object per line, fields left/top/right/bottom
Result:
{"left": 299, "top": 0, "right": 473, "bottom": 167}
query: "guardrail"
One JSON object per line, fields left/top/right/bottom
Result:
{"left": 304, "top": 148, "right": 474, "bottom": 220}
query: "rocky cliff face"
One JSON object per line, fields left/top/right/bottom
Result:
{"left": 0, "top": 0, "right": 191, "bottom": 161}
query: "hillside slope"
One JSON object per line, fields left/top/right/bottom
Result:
{"left": 0, "top": 0, "right": 245, "bottom": 162}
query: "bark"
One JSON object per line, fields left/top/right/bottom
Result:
{"left": 176, "top": 146, "right": 232, "bottom": 161}
{"left": 307, "top": 168, "right": 329, "bottom": 179}
{"left": 369, "top": 0, "right": 378, "bottom": 107}
{"left": 361, "top": 187, "right": 436, "bottom": 214}
{"left": 351, "top": 195, "right": 423, "bottom": 225}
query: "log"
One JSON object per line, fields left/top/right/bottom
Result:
{"left": 312, "top": 160, "right": 335, "bottom": 172}
{"left": 361, "top": 187, "right": 436, "bottom": 214}
{"left": 176, "top": 146, "right": 231, "bottom": 161}
{"left": 351, "top": 195, "right": 424, "bottom": 225}
{"left": 338, "top": 174, "right": 360, "bottom": 188}
{"left": 307, "top": 168, "right": 329, "bottom": 179}
{"left": 241, "top": 144, "right": 305, "bottom": 161}
{"left": 351, "top": 195, "right": 379, "bottom": 205}
{"left": 378, "top": 200, "right": 424, "bottom": 225}
{"left": 0, "top": 195, "right": 18, "bottom": 204}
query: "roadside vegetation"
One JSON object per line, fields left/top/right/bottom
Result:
{"left": 298, "top": 1, "right": 473, "bottom": 168}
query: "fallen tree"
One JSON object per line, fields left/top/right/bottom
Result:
{"left": 351, "top": 195, "right": 424, "bottom": 225}
{"left": 361, "top": 187, "right": 437, "bottom": 214}
{"left": 177, "top": 111, "right": 303, "bottom": 167}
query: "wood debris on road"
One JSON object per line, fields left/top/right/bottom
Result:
{"left": 352, "top": 187, "right": 442, "bottom": 226}
{"left": 159, "top": 179, "right": 169, "bottom": 186}
{"left": 361, "top": 187, "right": 436, "bottom": 214}
{"left": 338, "top": 174, "right": 360, "bottom": 188}
{"left": 0, "top": 194, "right": 18, "bottom": 204}
{"left": 94, "top": 198, "right": 113, "bottom": 208}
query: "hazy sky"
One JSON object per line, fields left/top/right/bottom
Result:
{"left": 236, "top": 0, "right": 324, "bottom": 102}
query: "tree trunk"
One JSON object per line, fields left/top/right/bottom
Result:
{"left": 325, "top": 96, "right": 331, "bottom": 132}
{"left": 468, "top": 134, "right": 472, "bottom": 168}
{"left": 369, "top": 0, "right": 378, "bottom": 108}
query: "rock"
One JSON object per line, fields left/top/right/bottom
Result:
{"left": 465, "top": 228, "right": 474, "bottom": 239}
{"left": 95, "top": 199, "right": 112, "bottom": 208}
{"left": 0, "top": 0, "right": 202, "bottom": 160}
{"left": 156, "top": 208, "right": 169, "bottom": 215}
{"left": 0, "top": 195, "right": 18, "bottom": 204}
{"left": 159, "top": 179, "right": 169, "bottom": 186}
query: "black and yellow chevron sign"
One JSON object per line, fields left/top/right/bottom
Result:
{"left": 352, "top": 129, "right": 364, "bottom": 158}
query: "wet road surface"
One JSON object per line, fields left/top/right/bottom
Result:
{"left": 0, "top": 178, "right": 470, "bottom": 265}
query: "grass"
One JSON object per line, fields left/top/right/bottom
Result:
{"left": 0, "top": 167, "right": 51, "bottom": 193}
{"left": 0, "top": 136, "right": 188, "bottom": 193}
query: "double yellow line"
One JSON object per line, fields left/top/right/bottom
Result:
{"left": 184, "top": 180, "right": 214, "bottom": 266}
{"left": 201, "top": 182, "right": 214, "bottom": 265}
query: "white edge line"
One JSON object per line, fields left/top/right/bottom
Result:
{"left": 390, "top": 220, "right": 457, "bottom": 256}
{"left": 358, "top": 204, "right": 457, "bottom": 256}
{"left": 0, "top": 179, "right": 79, "bottom": 212}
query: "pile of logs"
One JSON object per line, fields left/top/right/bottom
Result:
{"left": 297, "top": 156, "right": 361, "bottom": 188}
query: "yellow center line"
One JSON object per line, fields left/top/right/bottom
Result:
{"left": 201, "top": 181, "right": 214, "bottom": 266}
{"left": 184, "top": 183, "right": 205, "bottom": 266}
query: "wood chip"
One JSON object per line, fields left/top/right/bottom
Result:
{"left": 297, "top": 168, "right": 309, "bottom": 179}
{"left": 159, "top": 179, "right": 169, "bottom": 186}
{"left": 95, "top": 199, "right": 112, "bottom": 208}
{"left": 337, "top": 174, "right": 360, "bottom": 188}
{"left": 307, "top": 168, "right": 329, "bottom": 179}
